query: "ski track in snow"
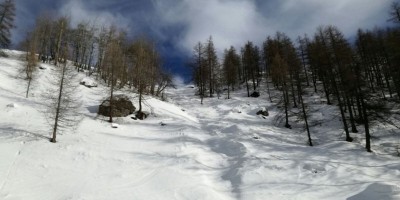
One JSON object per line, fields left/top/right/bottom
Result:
{"left": 0, "top": 50, "right": 400, "bottom": 199}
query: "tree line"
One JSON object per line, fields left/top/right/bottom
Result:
{"left": 190, "top": 2, "right": 400, "bottom": 152}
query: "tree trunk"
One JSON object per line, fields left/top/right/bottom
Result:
{"left": 54, "top": 20, "right": 65, "bottom": 66}
{"left": 302, "top": 96, "right": 312, "bottom": 146}
{"left": 332, "top": 77, "right": 352, "bottom": 142}
{"left": 283, "top": 82, "right": 291, "bottom": 129}
{"left": 360, "top": 92, "right": 372, "bottom": 152}
{"left": 346, "top": 95, "right": 358, "bottom": 133}
{"left": 245, "top": 74, "right": 250, "bottom": 97}
{"left": 321, "top": 77, "right": 331, "bottom": 105}
{"left": 26, "top": 78, "right": 31, "bottom": 98}
{"left": 289, "top": 73, "right": 297, "bottom": 108}
{"left": 139, "top": 87, "right": 143, "bottom": 113}
{"left": 298, "top": 79, "right": 312, "bottom": 146}
{"left": 51, "top": 64, "right": 66, "bottom": 143}
{"left": 227, "top": 85, "right": 230, "bottom": 99}
{"left": 109, "top": 64, "right": 115, "bottom": 123}
{"left": 266, "top": 74, "right": 272, "bottom": 102}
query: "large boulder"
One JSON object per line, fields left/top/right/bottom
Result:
{"left": 250, "top": 91, "right": 260, "bottom": 98}
{"left": 98, "top": 95, "right": 135, "bottom": 117}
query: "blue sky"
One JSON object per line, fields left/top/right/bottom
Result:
{"left": 12, "top": 0, "right": 395, "bottom": 81}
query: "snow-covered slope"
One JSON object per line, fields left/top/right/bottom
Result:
{"left": 0, "top": 51, "right": 400, "bottom": 200}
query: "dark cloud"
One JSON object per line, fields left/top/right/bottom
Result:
{"left": 12, "top": 0, "right": 394, "bottom": 47}
{"left": 12, "top": 0, "right": 60, "bottom": 44}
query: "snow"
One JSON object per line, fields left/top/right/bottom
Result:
{"left": 0, "top": 51, "right": 400, "bottom": 199}
{"left": 80, "top": 77, "right": 98, "bottom": 88}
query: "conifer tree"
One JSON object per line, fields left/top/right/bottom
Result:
{"left": 223, "top": 46, "right": 240, "bottom": 99}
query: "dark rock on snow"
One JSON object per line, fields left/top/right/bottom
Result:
{"left": 256, "top": 109, "right": 269, "bottom": 117}
{"left": 136, "top": 111, "right": 148, "bottom": 120}
{"left": 98, "top": 95, "right": 135, "bottom": 117}
{"left": 250, "top": 91, "right": 260, "bottom": 98}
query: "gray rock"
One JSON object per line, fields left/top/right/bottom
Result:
{"left": 250, "top": 91, "right": 260, "bottom": 98}
{"left": 98, "top": 95, "right": 136, "bottom": 117}
{"left": 256, "top": 109, "right": 269, "bottom": 117}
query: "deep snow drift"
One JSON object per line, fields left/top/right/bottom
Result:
{"left": 0, "top": 50, "right": 400, "bottom": 200}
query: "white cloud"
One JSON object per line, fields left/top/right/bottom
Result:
{"left": 154, "top": 0, "right": 392, "bottom": 55}
{"left": 59, "top": 0, "right": 131, "bottom": 30}
{"left": 154, "top": 0, "right": 267, "bottom": 53}
{"left": 270, "top": 0, "right": 392, "bottom": 38}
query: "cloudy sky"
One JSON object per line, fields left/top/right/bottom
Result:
{"left": 12, "top": 0, "right": 395, "bottom": 80}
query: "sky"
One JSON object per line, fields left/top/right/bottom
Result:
{"left": 12, "top": 0, "right": 395, "bottom": 81}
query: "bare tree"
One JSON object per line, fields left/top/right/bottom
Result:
{"left": 33, "top": 12, "right": 54, "bottom": 62}
{"left": 192, "top": 42, "right": 206, "bottom": 104}
{"left": 0, "top": 0, "right": 15, "bottom": 49}
{"left": 205, "top": 36, "right": 218, "bottom": 97}
{"left": 24, "top": 31, "right": 38, "bottom": 98}
{"left": 270, "top": 53, "right": 291, "bottom": 128}
{"left": 128, "top": 37, "right": 160, "bottom": 119}
{"left": 42, "top": 47, "right": 80, "bottom": 143}
{"left": 53, "top": 17, "right": 69, "bottom": 66}
{"left": 223, "top": 46, "right": 240, "bottom": 99}
{"left": 102, "top": 26, "right": 125, "bottom": 123}
{"left": 389, "top": 2, "right": 400, "bottom": 23}
{"left": 155, "top": 70, "right": 173, "bottom": 97}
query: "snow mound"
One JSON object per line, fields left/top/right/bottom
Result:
{"left": 302, "top": 163, "right": 328, "bottom": 174}
{"left": 80, "top": 77, "right": 97, "bottom": 88}
{"left": 348, "top": 183, "right": 400, "bottom": 200}
{"left": 231, "top": 107, "right": 242, "bottom": 113}
{"left": 145, "top": 98, "right": 199, "bottom": 123}
{"left": 6, "top": 103, "right": 17, "bottom": 108}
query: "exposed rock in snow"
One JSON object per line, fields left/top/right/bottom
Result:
{"left": 98, "top": 95, "right": 135, "bottom": 117}
{"left": 6, "top": 103, "right": 17, "bottom": 108}
{"left": 250, "top": 91, "right": 260, "bottom": 98}
{"left": 256, "top": 108, "right": 269, "bottom": 116}
{"left": 80, "top": 77, "right": 98, "bottom": 88}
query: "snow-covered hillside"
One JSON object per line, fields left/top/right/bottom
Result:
{"left": 0, "top": 50, "right": 400, "bottom": 200}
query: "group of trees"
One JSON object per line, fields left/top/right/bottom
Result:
{"left": 190, "top": 2, "right": 400, "bottom": 152}
{"left": 18, "top": 14, "right": 172, "bottom": 142}
{"left": 191, "top": 37, "right": 220, "bottom": 104}
{"left": 0, "top": 0, "right": 173, "bottom": 142}
{"left": 191, "top": 38, "right": 263, "bottom": 103}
